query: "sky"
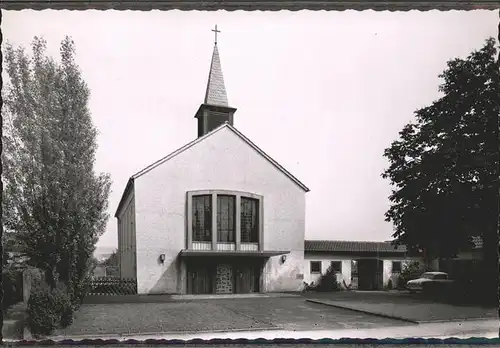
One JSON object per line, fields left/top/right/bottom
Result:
{"left": 3, "top": 10, "right": 498, "bottom": 249}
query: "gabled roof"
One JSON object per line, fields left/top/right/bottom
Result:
{"left": 305, "top": 240, "right": 407, "bottom": 254}
{"left": 204, "top": 44, "right": 228, "bottom": 107}
{"left": 115, "top": 123, "right": 310, "bottom": 217}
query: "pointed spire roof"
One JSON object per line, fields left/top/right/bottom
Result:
{"left": 204, "top": 44, "right": 229, "bottom": 107}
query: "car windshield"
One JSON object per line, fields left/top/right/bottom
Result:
{"left": 420, "top": 273, "right": 435, "bottom": 279}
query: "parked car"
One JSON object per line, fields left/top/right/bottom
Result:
{"left": 406, "top": 271, "right": 454, "bottom": 294}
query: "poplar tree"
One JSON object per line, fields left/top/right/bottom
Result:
{"left": 2, "top": 36, "right": 111, "bottom": 300}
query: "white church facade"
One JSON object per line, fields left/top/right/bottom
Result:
{"left": 115, "top": 38, "right": 310, "bottom": 295}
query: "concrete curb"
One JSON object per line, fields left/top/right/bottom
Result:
{"left": 306, "top": 299, "right": 420, "bottom": 324}
{"left": 48, "top": 326, "right": 282, "bottom": 341}
{"left": 83, "top": 292, "right": 300, "bottom": 305}
{"left": 418, "top": 317, "right": 497, "bottom": 324}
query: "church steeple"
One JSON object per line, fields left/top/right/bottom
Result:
{"left": 204, "top": 44, "right": 228, "bottom": 107}
{"left": 195, "top": 25, "right": 237, "bottom": 138}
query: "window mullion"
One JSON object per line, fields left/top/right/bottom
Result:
{"left": 187, "top": 192, "right": 193, "bottom": 249}
{"left": 211, "top": 193, "right": 217, "bottom": 250}
{"left": 258, "top": 198, "right": 263, "bottom": 251}
{"left": 235, "top": 195, "right": 241, "bottom": 250}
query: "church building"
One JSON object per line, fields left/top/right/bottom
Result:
{"left": 115, "top": 30, "right": 310, "bottom": 295}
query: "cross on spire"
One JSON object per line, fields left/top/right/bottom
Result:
{"left": 212, "top": 25, "right": 220, "bottom": 45}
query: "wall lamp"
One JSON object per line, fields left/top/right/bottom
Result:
{"left": 159, "top": 254, "right": 166, "bottom": 264}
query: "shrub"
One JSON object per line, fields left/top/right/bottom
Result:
{"left": 27, "top": 284, "right": 58, "bottom": 337}
{"left": 387, "top": 279, "right": 393, "bottom": 290}
{"left": 312, "top": 265, "right": 341, "bottom": 292}
{"left": 398, "top": 261, "right": 426, "bottom": 289}
{"left": 392, "top": 274, "right": 404, "bottom": 289}
{"left": 27, "top": 281, "right": 74, "bottom": 337}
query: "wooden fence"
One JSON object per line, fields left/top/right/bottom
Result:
{"left": 88, "top": 277, "right": 138, "bottom": 296}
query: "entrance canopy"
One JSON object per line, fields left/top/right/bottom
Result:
{"left": 179, "top": 249, "right": 290, "bottom": 258}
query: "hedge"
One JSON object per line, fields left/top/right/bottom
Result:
{"left": 27, "top": 282, "right": 74, "bottom": 337}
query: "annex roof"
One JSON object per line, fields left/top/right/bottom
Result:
{"left": 304, "top": 240, "right": 407, "bottom": 254}
{"left": 305, "top": 236, "right": 483, "bottom": 255}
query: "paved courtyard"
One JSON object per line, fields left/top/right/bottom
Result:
{"left": 52, "top": 296, "right": 406, "bottom": 338}
{"left": 301, "top": 291, "right": 498, "bottom": 323}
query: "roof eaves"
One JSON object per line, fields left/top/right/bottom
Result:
{"left": 132, "top": 123, "right": 230, "bottom": 180}
{"left": 304, "top": 240, "right": 408, "bottom": 253}
{"left": 115, "top": 122, "right": 310, "bottom": 218}
{"left": 114, "top": 178, "right": 134, "bottom": 218}
{"left": 226, "top": 124, "right": 310, "bottom": 192}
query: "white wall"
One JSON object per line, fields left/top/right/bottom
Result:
{"left": 134, "top": 126, "right": 306, "bottom": 294}
{"left": 304, "top": 253, "right": 423, "bottom": 289}
{"left": 304, "top": 254, "right": 353, "bottom": 288}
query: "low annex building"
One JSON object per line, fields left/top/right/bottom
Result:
{"left": 304, "top": 240, "right": 423, "bottom": 290}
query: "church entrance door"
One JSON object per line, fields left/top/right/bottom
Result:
{"left": 187, "top": 263, "right": 213, "bottom": 294}
{"left": 234, "top": 259, "right": 261, "bottom": 294}
{"left": 186, "top": 258, "right": 262, "bottom": 295}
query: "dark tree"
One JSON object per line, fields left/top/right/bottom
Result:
{"left": 382, "top": 38, "right": 499, "bottom": 301}
{"left": 102, "top": 251, "right": 118, "bottom": 267}
{"left": 2, "top": 37, "right": 112, "bottom": 301}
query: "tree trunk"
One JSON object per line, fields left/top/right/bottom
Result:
{"left": 44, "top": 268, "right": 57, "bottom": 290}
